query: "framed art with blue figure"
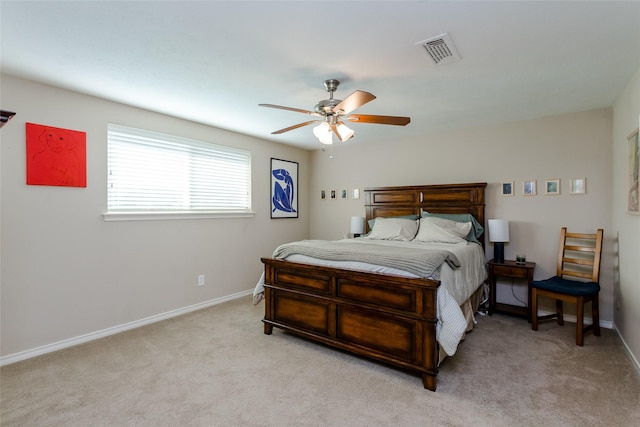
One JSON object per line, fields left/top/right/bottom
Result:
{"left": 271, "top": 158, "right": 298, "bottom": 218}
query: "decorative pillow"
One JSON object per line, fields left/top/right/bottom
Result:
{"left": 413, "top": 217, "right": 470, "bottom": 244}
{"left": 421, "top": 212, "right": 484, "bottom": 244}
{"left": 367, "top": 214, "right": 419, "bottom": 233}
{"left": 365, "top": 217, "right": 419, "bottom": 241}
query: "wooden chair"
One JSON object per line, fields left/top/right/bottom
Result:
{"left": 531, "top": 227, "right": 604, "bottom": 346}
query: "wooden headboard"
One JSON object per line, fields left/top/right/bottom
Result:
{"left": 363, "top": 182, "right": 487, "bottom": 245}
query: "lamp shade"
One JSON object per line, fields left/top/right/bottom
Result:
{"left": 335, "top": 122, "right": 355, "bottom": 142}
{"left": 488, "top": 219, "right": 510, "bottom": 242}
{"left": 350, "top": 216, "right": 365, "bottom": 236}
{"left": 313, "top": 122, "right": 333, "bottom": 145}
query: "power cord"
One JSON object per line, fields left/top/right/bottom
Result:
{"left": 510, "top": 278, "right": 527, "bottom": 307}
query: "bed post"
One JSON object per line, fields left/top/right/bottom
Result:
{"left": 263, "top": 263, "right": 274, "bottom": 335}
{"left": 422, "top": 374, "right": 436, "bottom": 391}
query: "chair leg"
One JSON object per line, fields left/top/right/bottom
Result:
{"left": 556, "top": 299, "right": 564, "bottom": 326}
{"left": 592, "top": 296, "right": 601, "bottom": 337}
{"left": 531, "top": 288, "right": 538, "bottom": 331}
{"left": 576, "top": 296, "right": 584, "bottom": 346}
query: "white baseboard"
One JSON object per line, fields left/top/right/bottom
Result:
{"left": 535, "top": 312, "right": 640, "bottom": 373}
{"left": 536, "top": 309, "right": 614, "bottom": 329}
{"left": 0, "top": 289, "right": 253, "bottom": 367}
{"left": 613, "top": 324, "right": 640, "bottom": 375}
{"left": 3, "top": 295, "right": 629, "bottom": 369}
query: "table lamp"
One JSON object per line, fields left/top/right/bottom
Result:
{"left": 350, "top": 216, "right": 365, "bottom": 238}
{"left": 488, "top": 219, "right": 509, "bottom": 263}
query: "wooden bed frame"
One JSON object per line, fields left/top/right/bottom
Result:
{"left": 261, "top": 182, "right": 486, "bottom": 391}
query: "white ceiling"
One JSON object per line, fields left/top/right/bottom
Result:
{"left": 2, "top": 1, "right": 639, "bottom": 150}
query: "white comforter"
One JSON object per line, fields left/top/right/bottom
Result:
{"left": 253, "top": 239, "right": 487, "bottom": 357}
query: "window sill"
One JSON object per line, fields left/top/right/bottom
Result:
{"left": 102, "top": 211, "right": 255, "bottom": 221}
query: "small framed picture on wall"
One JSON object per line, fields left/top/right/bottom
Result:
{"left": 570, "top": 178, "right": 586, "bottom": 195}
{"left": 523, "top": 180, "right": 537, "bottom": 196}
{"left": 501, "top": 181, "right": 514, "bottom": 196}
{"left": 545, "top": 179, "right": 560, "bottom": 195}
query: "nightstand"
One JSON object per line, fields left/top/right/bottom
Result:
{"left": 488, "top": 259, "right": 536, "bottom": 322}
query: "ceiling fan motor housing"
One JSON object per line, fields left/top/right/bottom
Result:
{"left": 315, "top": 98, "right": 341, "bottom": 115}
{"left": 315, "top": 79, "right": 342, "bottom": 115}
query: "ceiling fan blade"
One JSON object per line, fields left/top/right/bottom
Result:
{"left": 346, "top": 114, "right": 411, "bottom": 126}
{"left": 271, "top": 120, "right": 320, "bottom": 134}
{"left": 259, "top": 104, "right": 321, "bottom": 116}
{"left": 332, "top": 90, "right": 376, "bottom": 115}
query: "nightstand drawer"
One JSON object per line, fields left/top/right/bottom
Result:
{"left": 492, "top": 265, "right": 528, "bottom": 278}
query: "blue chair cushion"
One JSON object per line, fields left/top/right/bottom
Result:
{"left": 531, "top": 276, "right": 600, "bottom": 296}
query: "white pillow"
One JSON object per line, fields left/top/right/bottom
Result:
{"left": 365, "top": 217, "right": 419, "bottom": 241}
{"left": 413, "top": 217, "right": 471, "bottom": 244}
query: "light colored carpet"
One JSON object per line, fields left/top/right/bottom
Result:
{"left": 1, "top": 296, "right": 639, "bottom": 426}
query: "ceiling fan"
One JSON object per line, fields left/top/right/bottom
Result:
{"left": 259, "top": 79, "right": 410, "bottom": 145}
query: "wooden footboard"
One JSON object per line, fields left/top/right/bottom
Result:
{"left": 261, "top": 257, "right": 441, "bottom": 391}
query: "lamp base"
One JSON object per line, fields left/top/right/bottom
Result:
{"left": 494, "top": 242, "right": 505, "bottom": 263}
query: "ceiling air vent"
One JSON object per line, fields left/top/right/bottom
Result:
{"left": 415, "top": 33, "right": 461, "bottom": 65}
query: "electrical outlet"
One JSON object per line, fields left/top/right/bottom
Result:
{"left": 198, "top": 275, "right": 205, "bottom": 286}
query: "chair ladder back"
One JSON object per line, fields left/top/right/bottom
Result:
{"left": 556, "top": 227, "right": 604, "bottom": 283}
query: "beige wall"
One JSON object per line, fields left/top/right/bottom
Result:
{"left": 309, "top": 109, "right": 615, "bottom": 323}
{"left": 612, "top": 66, "right": 640, "bottom": 366}
{"left": 0, "top": 75, "right": 310, "bottom": 358}
{"left": 2, "top": 71, "right": 637, "bottom": 369}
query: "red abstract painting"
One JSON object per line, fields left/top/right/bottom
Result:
{"left": 26, "top": 123, "right": 87, "bottom": 187}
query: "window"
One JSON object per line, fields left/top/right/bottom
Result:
{"left": 106, "top": 124, "right": 252, "bottom": 220}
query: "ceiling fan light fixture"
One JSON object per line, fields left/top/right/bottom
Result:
{"left": 335, "top": 122, "right": 354, "bottom": 142}
{"left": 313, "top": 122, "right": 333, "bottom": 145}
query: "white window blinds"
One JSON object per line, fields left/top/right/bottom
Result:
{"left": 107, "top": 124, "right": 251, "bottom": 213}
